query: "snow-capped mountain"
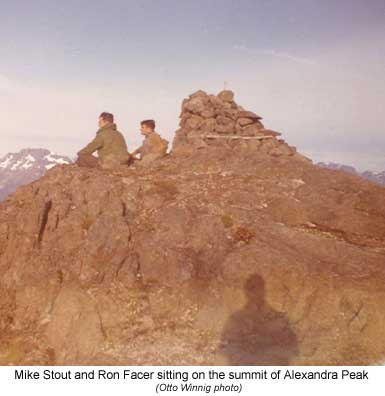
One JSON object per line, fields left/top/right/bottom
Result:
{"left": 0, "top": 148, "right": 72, "bottom": 201}
{"left": 317, "top": 162, "right": 385, "bottom": 186}
{"left": 361, "top": 170, "right": 385, "bottom": 186}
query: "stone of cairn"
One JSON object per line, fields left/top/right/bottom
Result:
{"left": 172, "top": 90, "right": 297, "bottom": 157}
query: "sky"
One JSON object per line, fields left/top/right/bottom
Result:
{"left": 0, "top": 0, "right": 384, "bottom": 171}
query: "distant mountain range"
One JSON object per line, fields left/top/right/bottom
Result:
{"left": 0, "top": 148, "right": 72, "bottom": 201}
{"left": 317, "top": 162, "right": 385, "bottom": 186}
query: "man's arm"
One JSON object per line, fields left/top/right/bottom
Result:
{"left": 77, "top": 133, "right": 104, "bottom": 156}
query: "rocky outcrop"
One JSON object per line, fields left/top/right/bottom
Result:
{"left": 0, "top": 92, "right": 384, "bottom": 366}
{"left": 172, "top": 90, "right": 304, "bottom": 161}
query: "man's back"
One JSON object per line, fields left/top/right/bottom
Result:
{"left": 78, "top": 123, "right": 130, "bottom": 168}
{"left": 140, "top": 132, "right": 168, "bottom": 158}
{"left": 96, "top": 124, "right": 129, "bottom": 161}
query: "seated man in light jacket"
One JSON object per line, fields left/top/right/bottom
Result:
{"left": 132, "top": 119, "right": 168, "bottom": 165}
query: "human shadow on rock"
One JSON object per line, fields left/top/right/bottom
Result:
{"left": 220, "top": 274, "right": 298, "bottom": 365}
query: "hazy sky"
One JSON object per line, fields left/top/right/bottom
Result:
{"left": 1, "top": 0, "right": 384, "bottom": 170}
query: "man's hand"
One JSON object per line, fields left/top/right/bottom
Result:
{"left": 131, "top": 148, "right": 141, "bottom": 158}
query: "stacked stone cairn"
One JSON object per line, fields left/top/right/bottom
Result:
{"left": 172, "top": 90, "right": 297, "bottom": 157}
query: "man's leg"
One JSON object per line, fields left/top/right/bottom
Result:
{"left": 136, "top": 153, "right": 163, "bottom": 167}
{"left": 76, "top": 154, "right": 100, "bottom": 168}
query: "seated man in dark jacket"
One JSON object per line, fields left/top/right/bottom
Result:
{"left": 77, "top": 112, "right": 131, "bottom": 169}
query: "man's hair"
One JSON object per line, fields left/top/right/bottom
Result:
{"left": 99, "top": 112, "right": 114, "bottom": 123}
{"left": 141, "top": 119, "right": 156, "bottom": 130}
